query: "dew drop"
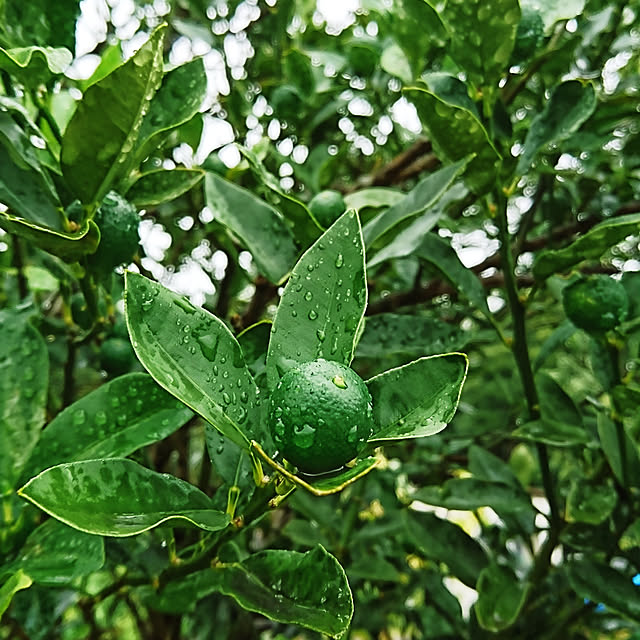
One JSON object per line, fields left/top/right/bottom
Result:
{"left": 95, "top": 410, "right": 107, "bottom": 426}
{"left": 335, "top": 253, "right": 344, "bottom": 268}
{"left": 304, "top": 291, "right": 313, "bottom": 302}
{"left": 222, "top": 392, "right": 231, "bottom": 404}
{"left": 293, "top": 423, "right": 316, "bottom": 449}
{"left": 316, "top": 329, "right": 326, "bottom": 342}
{"left": 308, "top": 310, "right": 318, "bottom": 320}
{"left": 73, "top": 409, "right": 87, "bottom": 426}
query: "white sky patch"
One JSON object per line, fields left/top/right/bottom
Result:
{"left": 163, "top": 259, "right": 216, "bottom": 306}
{"left": 196, "top": 116, "right": 235, "bottom": 164}
{"left": 139, "top": 220, "right": 172, "bottom": 261}
{"left": 315, "top": 0, "right": 359, "bottom": 34}
{"left": 391, "top": 97, "right": 422, "bottom": 134}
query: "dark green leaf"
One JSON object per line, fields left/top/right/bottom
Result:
{"left": 468, "top": 445, "right": 521, "bottom": 488}
{"left": 18, "top": 459, "right": 230, "bottom": 537}
{"left": 406, "top": 83, "right": 500, "bottom": 194}
{"left": 404, "top": 510, "right": 488, "bottom": 588}
{"left": 24, "top": 373, "right": 193, "bottom": 479}
{"left": 60, "top": 26, "right": 165, "bottom": 204}
{"left": 265, "top": 210, "right": 367, "bottom": 390}
{"left": 566, "top": 559, "right": 640, "bottom": 621}
{"left": 363, "top": 157, "right": 469, "bottom": 247}
{"left": 536, "top": 372, "right": 582, "bottom": 427}
{"left": 0, "top": 571, "right": 32, "bottom": 619}
{"left": 344, "top": 187, "right": 404, "bottom": 212}
{"left": 475, "top": 563, "right": 530, "bottom": 632}
{"left": 0, "top": 46, "right": 71, "bottom": 86}
{"left": 0, "top": 313, "right": 48, "bottom": 494}
{"left": 367, "top": 353, "right": 468, "bottom": 440}
{"left": 204, "top": 172, "right": 298, "bottom": 284}
{"left": 513, "top": 419, "right": 591, "bottom": 446}
{"left": 566, "top": 478, "right": 617, "bottom": 525}
{"left": 155, "top": 546, "right": 353, "bottom": 638}
{"left": 124, "top": 272, "right": 261, "bottom": 450}
{"left": 517, "top": 81, "right": 597, "bottom": 175}
{"left": 533, "top": 213, "right": 640, "bottom": 280}
{"left": 126, "top": 168, "right": 204, "bottom": 207}
{"left": 6, "top": 519, "right": 104, "bottom": 586}
{"left": 597, "top": 412, "right": 640, "bottom": 487}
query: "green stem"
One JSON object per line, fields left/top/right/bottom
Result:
{"left": 496, "top": 193, "right": 559, "bottom": 526}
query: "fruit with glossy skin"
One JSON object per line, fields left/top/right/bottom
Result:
{"left": 309, "top": 190, "right": 346, "bottom": 228}
{"left": 268, "top": 358, "right": 375, "bottom": 474}
{"left": 562, "top": 274, "right": 629, "bottom": 334}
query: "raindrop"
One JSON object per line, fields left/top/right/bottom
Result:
{"left": 240, "top": 391, "right": 249, "bottom": 403}
{"left": 73, "top": 409, "right": 87, "bottom": 426}
{"left": 95, "top": 410, "right": 108, "bottom": 426}
{"left": 222, "top": 392, "right": 231, "bottom": 404}
{"left": 316, "top": 329, "right": 326, "bottom": 342}
{"left": 293, "top": 423, "right": 316, "bottom": 448}
{"left": 304, "top": 291, "right": 313, "bottom": 301}
{"left": 347, "top": 425, "right": 359, "bottom": 443}
{"left": 335, "top": 253, "right": 344, "bottom": 268}
{"left": 308, "top": 310, "right": 318, "bottom": 320}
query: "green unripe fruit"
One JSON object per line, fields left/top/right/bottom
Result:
{"left": 562, "top": 274, "right": 629, "bottom": 334}
{"left": 511, "top": 7, "right": 545, "bottom": 64}
{"left": 268, "top": 358, "right": 375, "bottom": 475}
{"left": 89, "top": 192, "right": 140, "bottom": 274}
{"left": 309, "top": 190, "right": 346, "bottom": 229}
{"left": 100, "top": 337, "right": 135, "bottom": 376}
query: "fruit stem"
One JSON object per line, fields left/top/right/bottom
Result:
{"left": 496, "top": 192, "right": 560, "bottom": 527}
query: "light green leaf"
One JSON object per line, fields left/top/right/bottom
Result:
{"left": 18, "top": 459, "right": 230, "bottom": 537}
{"left": 6, "top": 519, "right": 104, "bottom": 586}
{"left": 0, "top": 46, "right": 71, "bottom": 85}
{"left": 513, "top": 419, "right": 591, "bottom": 446}
{"left": 522, "top": 0, "right": 585, "bottom": 33}
{"left": 406, "top": 83, "right": 500, "bottom": 194}
{"left": 475, "top": 563, "right": 530, "bottom": 632}
{"left": 380, "top": 44, "right": 413, "bottom": 84}
{"left": 155, "top": 546, "right": 353, "bottom": 638}
{"left": 619, "top": 518, "right": 640, "bottom": 551}
{"left": 344, "top": 187, "right": 404, "bottom": 211}
{"left": 124, "top": 272, "right": 261, "bottom": 450}
{"left": 265, "top": 210, "right": 367, "bottom": 390}
{"left": 363, "top": 157, "right": 469, "bottom": 248}
{"left": 516, "top": 81, "right": 597, "bottom": 176}
{"left": 204, "top": 172, "right": 299, "bottom": 284}
{"left": 566, "top": 479, "right": 617, "bottom": 525}
{"left": 404, "top": 510, "right": 488, "bottom": 588}
{"left": 367, "top": 353, "right": 468, "bottom": 440}
{"left": 532, "top": 213, "right": 640, "bottom": 281}
{"left": 0, "top": 570, "right": 32, "bottom": 620}
{"left": 0, "top": 313, "right": 48, "bottom": 494}
{"left": 126, "top": 168, "right": 204, "bottom": 207}
{"left": 60, "top": 26, "right": 165, "bottom": 204}
{"left": 597, "top": 412, "right": 640, "bottom": 487}
{"left": 567, "top": 559, "right": 640, "bottom": 621}
{"left": 23, "top": 373, "right": 193, "bottom": 480}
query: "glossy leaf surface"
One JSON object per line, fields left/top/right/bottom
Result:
{"left": 0, "top": 313, "right": 48, "bottom": 494}
{"left": 265, "top": 210, "right": 367, "bottom": 391}
{"left": 367, "top": 354, "right": 468, "bottom": 440}
{"left": 126, "top": 168, "right": 204, "bottom": 207}
{"left": 19, "top": 459, "right": 230, "bottom": 536}
{"left": 204, "top": 172, "right": 298, "bottom": 284}
{"left": 157, "top": 546, "right": 353, "bottom": 637}
{"left": 475, "top": 563, "right": 530, "bottom": 631}
{"left": 0, "top": 46, "right": 71, "bottom": 86}
{"left": 60, "top": 27, "right": 165, "bottom": 203}
{"left": 24, "top": 373, "right": 193, "bottom": 479}
{"left": 0, "top": 571, "right": 32, "bottom": 619}
{"left": 404, "top": 510, "right": 488, "bottom": 588}
{"left": 125, "top": 272, "right": 261, "bottom": 449}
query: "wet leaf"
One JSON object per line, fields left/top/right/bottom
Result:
{"left": 126, "top": 168, "right": 204, "bottom": 207}
{"left": 18, "top": 459, "right": 230, "bottom": 537}
{"left": 0, "top": 45, "right": 71, "bottom": 86}
{"left": 475, "top": 563, "right": 530, "bottom": 631}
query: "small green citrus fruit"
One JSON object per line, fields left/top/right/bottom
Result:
{"left": 309, "top": 190, "right": 346, "bottom": 229}
{"left": 89, "top": 192, "right": 140, "bottom": 274}
{"left": 562, "top": 274, "right": 629, "bottom": 334}
{"left": 268, "top": 358, "right": 375, "bottom": 474}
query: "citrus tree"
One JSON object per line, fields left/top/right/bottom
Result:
{"left": 1, "top": 1, "right": 640, "bottom": 638}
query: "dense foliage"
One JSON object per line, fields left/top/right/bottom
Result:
{"left": 1, "top": 0, "right": 640, "bottom": 638}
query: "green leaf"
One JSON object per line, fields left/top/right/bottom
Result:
{"left": 522, "top": 0, "right": 585, "bottom": 33}
{"left": 156, "top": 546, "right": 352, "bottom": 638}
{"left": 437, "top": 0, "right": 520, "bottom": 100}
{"left": 0, "top": 211, "right": 99, "bottom": 262}
{"left": 23, "top": 373, "right": 193, "bottom": 480}
{"left": 406, "top": 83, "right": 500, "bottom": 194}
{"left": 404, "top": 510, "right": 488, "bottom": 588}
{"left": 6, "top": 519, "right": 104, "bottom": 586}
{"left": 204, "top": 172, "right": 299, "bottom": 284}
{"left": 619, "top": 518, "right": 640, "bottom": 551}
{"left": 126, "top": 168, "right": 204, "bottom": 207}
{"left": 0, "top": 313, "right": 48, "bottom": 494}
{"left": 283, "top": 49, "right": 315, "bottom": 96}
{"left": 566, "top": 559, "right": 640, "bottom": 621}
{"left": 124, "top": 272, "right": 261, "bottom": 450}
{"left": 413, "top": 478, "right": 533, "bottom": 515}
{"left": 344, "top": 187, "right": 404, "bottom": 211}
{"left": 0, "top": 46, "right": 71, "bottom": 86}
{"left": 513, "top": 419, "right": 591, "bottom": 446}
{"left": 533, "top": 320, "right": 576, "bottom": 371}
{"left": 532, "top": 213, "right": 640, "bottom": 280}
{"left": 265, "top": 210, "right": 367, "bottom": 390}
{"left": 536, "top": 372, "right": 582, "bottom": 427}
{"left": 355, "top": 313, "right": 471, "bottom": 360}
{"left": 380, "top": 44, "right": 413, "bottom": 84}
{"left": 566, "top": 478, "right": 617, "bottom": 525}
{"left": 363, "top": 157, "right": 469, "bottom": 248}
{"left": 0, "top": 570, "right": 32, "bottom": 620}
{"left": 18, "top": 459, "right": 230, "bottom": 537}
{"left": 516, "top": 81, "right": 597, "bottom": 176}
{"left": 468, "top": 445, "right": 521, "bottom": 488}
{"left": 597, "top": 412, "right": 640, "bottom": 487}
{"left": 366, "top": 353, "right": 468, "bottom": 440}
{"left": 60, "top": 26, "right": 165, "bottom": 204}
{"left": 475, "top": 563, "right": 530, "bottom": 632}
{"left": 133, "top": 57, "right": 208, "bottom": 166}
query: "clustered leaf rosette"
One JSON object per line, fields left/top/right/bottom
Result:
{"left": 122, "top": 210, "right": 468, "bottom": 495}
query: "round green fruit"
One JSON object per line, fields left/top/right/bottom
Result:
{"left": 562, "top": 274, "right": 629, "bottom": 334}
{"left": 268, "top": 359, "right": 375, "bottom": 475}
{"left": 309, "top": 190, "right": 346, "bottom": 228}
{"left": 89, "top": 192, "right": 140, "bottom": 274}
{"left": 100, "top": 337, "right": 135, "bottom": 376}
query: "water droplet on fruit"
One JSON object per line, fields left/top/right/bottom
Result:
{"left": 347, "top": 425, "right": 360, "bottom": 443}
{"left": 293, "top": 423, "right": 316, "bottom": 448}
{"left": 332, "top": 375, "right": 347, "bottom": 389}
